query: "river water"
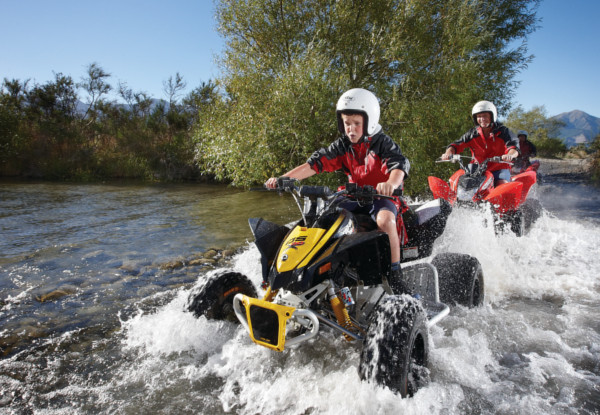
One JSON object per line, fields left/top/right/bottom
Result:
{"left": 0, "top": 176, "right": 599, "bottom": 414}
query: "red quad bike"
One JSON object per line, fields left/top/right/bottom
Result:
{"left": 428, "top": 155, "right": 542, "bottom": 236}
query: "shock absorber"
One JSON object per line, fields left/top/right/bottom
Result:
{"left": 328, "top": 282, "right": 354, "bottom": 341}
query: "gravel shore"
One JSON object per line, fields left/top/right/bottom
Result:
{"left": 537, "top": 157, "right": 592, "bottom": 176}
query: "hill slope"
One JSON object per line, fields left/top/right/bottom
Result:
{"left": 552, "top": 110, "right": 600, "bottom": 147}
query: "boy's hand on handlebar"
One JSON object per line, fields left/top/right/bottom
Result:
{"left": 376, "top": 181, "right": 400, "bottom": 197}
{"left": 265, "top": 177, "right": 278, "bottom": 189}
{"left": 502, "top": 153, "right": 515, "bottom": 162}
{"left": 441, "top": 149, "right": 456, "bottom": 161}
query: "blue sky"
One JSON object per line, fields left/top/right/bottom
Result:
{"left": 1, "top": 0, "right": 598, "bottom": 117}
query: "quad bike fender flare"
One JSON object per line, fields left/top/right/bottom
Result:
{"left": 249, "top": 217, "right": 292, "bottom": 282}
{"left": 232, "top": 293, "right": 320, "bottom": 349}
{"left": 484, "top": 181, "right": 523, "bottom": 213}
{"left": 511, "top": 170, "right": 537, "bottom": 204}
{"left": 428, "top": 176, "right": 456, "bottom": 204}
{"left": 448, "top": 169, "right": 465, "bottom": 193}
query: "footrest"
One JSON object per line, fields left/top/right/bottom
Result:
{"left": 421, "top": 300, "right": 450, "bottom": 328}
{"left": 401, "top": 262, "right": 439, "bottom": 303}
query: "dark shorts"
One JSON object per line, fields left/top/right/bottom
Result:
{"left": 338, "top": 198, "right": 398, "bottom": 222}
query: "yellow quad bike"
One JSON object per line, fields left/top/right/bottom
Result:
{"left": 187, "top": 178, "right": 484, "bottom": 397}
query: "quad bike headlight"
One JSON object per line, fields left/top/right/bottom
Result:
{"left": 456, "top": 186, "right": 478, "bottom": 201}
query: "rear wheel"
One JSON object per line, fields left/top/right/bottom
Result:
{"left": 187, "top": 272, "right": 257, "bottom": 322}
{"left": 522, "top": 198, "right": 542, "bottom": 230}
{"left": 359, "top": 296, "right": 429, "bottom": 397}
{"left": 432, "top": 253, "right": 484, "bottom": 307}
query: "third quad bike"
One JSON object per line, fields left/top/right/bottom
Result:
{"left": 428, "top": 155, "right": 542, "bottom": 236}
{"left": 187, "top": 179, "right": 484, "bottom": 397}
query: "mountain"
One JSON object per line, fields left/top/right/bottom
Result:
{"left": 551, "top": 110, "right": 600, "bottom": 148}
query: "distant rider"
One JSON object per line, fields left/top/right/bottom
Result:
{"left": 441, "top": 101, "right": 520, "bottom": 185}
{"left": 514, "top": 130, "right": 539, "bottom": 171}
{"left": 265, "top": 88, "right": 410, "bottom": 288}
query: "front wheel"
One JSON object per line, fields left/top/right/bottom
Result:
{"left": 187, "top": 271, "right": 257, "bottom": 322}
{"left": 509, "top": 210, "right": 525, "bottom": 237}
{"left": 432, "top": 253, "right": 484, "bottom": 307}
{"left": 359, "top": 295, "right": 429, "bottom": 397}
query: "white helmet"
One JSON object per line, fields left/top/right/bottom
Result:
{"left": 336, "top": 88, "right": 381, "bottom": 136}
{"left": 471, "top": 100, "right": 497, "bottom": 124}
{"left": 517, "top": 130, "right": 528, "bottom": 137}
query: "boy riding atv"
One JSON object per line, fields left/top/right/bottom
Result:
{"left": 187, "top": 89, "right": 485, "bottom": 397}
{"left": 440, "top": 100, "right": 520, "bottom": 186}
{"left": 266, "top": 88, "right": 409, "bottom": 289}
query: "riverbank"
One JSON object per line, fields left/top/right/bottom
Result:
{"left": 537, "top": 157, "right": 593, "bottom": 183}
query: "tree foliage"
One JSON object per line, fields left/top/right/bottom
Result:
{"left": 195, "top": 0, "right": 540, "bottom": 193}
{"left": 0, "top": 66, "right": 217, "bottom": 181}
{"left": 504, "top": 105, "right": 567, "bottom": 157}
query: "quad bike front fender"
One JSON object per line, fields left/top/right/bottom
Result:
{"left": 511, "top": 170, "right": 537, "bottom": 204}
{"left": 428, "top": 176, "right": 456, "bottom": 204}
{"left": 484, "top": 181, "right": 523, "bottom": 213}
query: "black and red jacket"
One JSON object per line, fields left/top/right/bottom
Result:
{"left": 448, "top": 123, "right": 520, "bottom": 172}
{"left": 519, "top": 139, "right": 537, "bottom": 162}
{"left": 307, "top": 130, "right": 410, "bottom": 186}
{"left": 307, "top": 130, "right": 410, "bottom": 243}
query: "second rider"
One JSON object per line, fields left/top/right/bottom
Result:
{"left": 440, "top": 100, "right": 520, "bottom": 185}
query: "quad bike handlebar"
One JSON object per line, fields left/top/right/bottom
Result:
{"left": 435, "top": 154, "right": 471, "bottom": 163}
{"left": 257, "top": 178, "right": 402, "bottom": 229}
{"left": 436, "top": 155, "right": 513, "bottom": 177}
{"left": 271, "top": 177, "right": 402, "bottom": 201}
{"left": 436, "top": 155, "right": 510, "bottom": 164}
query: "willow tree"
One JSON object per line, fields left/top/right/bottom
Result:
{"left": 195, "top": 0, "right": 539, "bottom": 192}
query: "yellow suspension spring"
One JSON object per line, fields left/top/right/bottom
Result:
{"left": 329, "top": 294, "right": 355, "bottom": 341}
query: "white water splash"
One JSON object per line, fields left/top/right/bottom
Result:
{"left": 115, "top": 204, "right": 600, "bottom": 414}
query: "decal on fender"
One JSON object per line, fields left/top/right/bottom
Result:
{"left": 284, "top": 236, "right": 307, "bottom": 252}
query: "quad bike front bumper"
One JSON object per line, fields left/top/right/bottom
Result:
{"left": 233, "top": 294, "right": 320, "bottom": 352}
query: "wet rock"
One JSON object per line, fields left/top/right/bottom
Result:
{"left": 203, "top": 249, "right": 219, "bottom": 259}
{"left": 1, "top": 325, "right": 49, "bottom": 357}
{"left": 154, "top": 243, "right": 245, "bottom": 272}
{"left": 137, "top": 266, "right": 157, "bottom": 277}
{"left": 189, "top": 258, "right": 217, "bottom": 266}
{"left": 119, "top": 260, "right": 142, "bottom": 274}
{"left": 222, "top": 249, "right": 236, "bottom": 258}
{"left": 19, "top": 325, "right": 47, "bottom": 340}
{"left": 159, "top": 260, "right": 185, "bottom": 270}
{"left": 35, "top": 287, "right": 77, "bottom": 303}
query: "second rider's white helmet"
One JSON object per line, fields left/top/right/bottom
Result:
{"left": 471, "top": 100, "right": 497, "bottom": 125}
{"left": 336, "top": 88, "right": 381, "bottom": 137}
